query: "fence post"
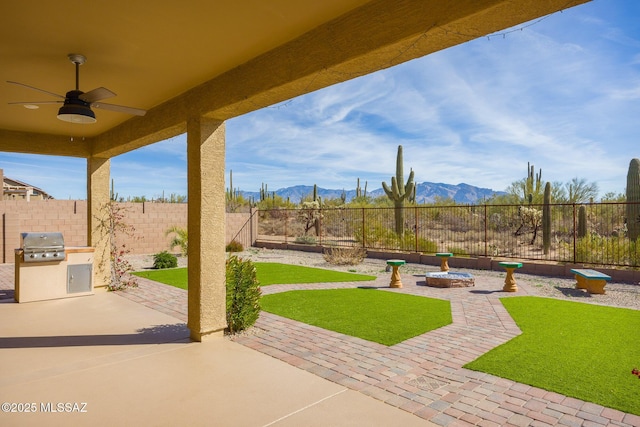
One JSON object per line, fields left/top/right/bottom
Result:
{"left": 284, "top": 211, "right": 288, "bottom": 244}
{"left": 573, "top": 203, "right": 577, "bottom": 264}
{"left": 484, "top": 204, "right": 488, "bottom": 257}
{"left": 250, "top": 207, "right": 255, "bottom": 246}
{"left": 319, "top": 206, "right": 323, "bottom": 246}
{"left": 361, "top": 208, "right": 365, "bottom": 248}
{"left": 414, "top": 206, "right": 418, "bottom": 253}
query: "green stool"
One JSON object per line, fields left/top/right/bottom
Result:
{"left": 498, "top": 262, "right": 523, "bottom": 292}
{"left": 435, "top": 253, "right": 453, "bottom": 271}
{"left": 386, "top": 259, "right": 406, "bottom": 288}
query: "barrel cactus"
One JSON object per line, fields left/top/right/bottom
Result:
{"left": 627, "top": 158, "right": 640, "bottom": 241}
{"left": 542, "top": 182, "right": 551, "bottom": 255}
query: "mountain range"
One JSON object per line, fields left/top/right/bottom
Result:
{"left": 240, "top": 182, "right": 506, "bottom": 204}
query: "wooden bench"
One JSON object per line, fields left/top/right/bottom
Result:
{"left": 570, "top": 269, "right": 611, "bottom": 294}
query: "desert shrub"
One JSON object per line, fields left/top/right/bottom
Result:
{"left": 225, "top": 240, "right": 244, "bottom": 252}
{"left": 355, "top": 223, "right": 437, "bottom": 252}
{"left": 153, "top": 251, "right": 178, "bottom": 269}
{"left": 447, "top": 247, "right": 469, "bottom": 256}
{"left": 323, "top": 246, "right": 367, "bottom": 265}
{"left": 294, "top": 235, "right": 317, "bottom": 245}
{"left": 354, "top": 222, "right": 391, "bottom": 248}
{"left": 415, "top": 237, "right": 438, "bottom": 253}
{"left": 574, "top": 234, "right": 640, "bottom": 266}
{"left": 226, "top": 255, "right": 262, "bottom": 333}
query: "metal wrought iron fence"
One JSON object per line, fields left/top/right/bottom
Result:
{"left": 255, "top": 202, "right": 640, "bottom": 268}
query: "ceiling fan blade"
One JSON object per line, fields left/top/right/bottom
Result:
{"left": 91, "top": 102, "right": 147, "bottom": 116}
{"left": 7, "top": 81, "right": 65, "bottom": 99}
{"left": 80, "top": 87, "right": 116, "bottom": 103}
{"left": 9, "top": 101, "right": 63, "bottom": 105}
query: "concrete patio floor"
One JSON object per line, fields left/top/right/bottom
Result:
{"left": 0, "top": 280, "right": 431, "bottom": 426}
{"left": 1, "top": 262, "right": 639, "bottom": 426}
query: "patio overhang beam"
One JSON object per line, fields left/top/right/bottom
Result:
{"left": 0, "top": 129, "right": 90, "bottom": 158}
{"left": 90, "top": 0, "right": 589, "bottom": 159}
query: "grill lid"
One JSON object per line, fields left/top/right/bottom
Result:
{"left": 20, "top": 232, "right": 65, "bottom": 263}
{"left": 21, "top": 232, "right": 65, "bottom": 249}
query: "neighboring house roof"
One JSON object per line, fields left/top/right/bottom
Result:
{"left": 3, "top": 174, "right": 53, "bottom": 199}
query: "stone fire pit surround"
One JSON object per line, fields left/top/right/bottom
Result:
{"left": 424, "top": 271, "right": 475, "bottom": 288}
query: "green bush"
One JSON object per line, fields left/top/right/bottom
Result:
{"left": 225, "top": 240, "right": 244, "bottom": 252}
{"left": 447, "top": 246, "right": 469, "bottom": 256}
{"left": 574, "top": 234, "right": 640, "bottom": 266}
{"left": 153, "top": 251, "right": 178, "bottom": 269}
{"left": 226, "top": 255, "right": 262, "bottom": 333}
{"left": 354, "top": 223, "right": 437, "bottom": 252}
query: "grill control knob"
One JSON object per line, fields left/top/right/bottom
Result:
{"left": 29, "top": 254, "right": 35, "bottom": 258}
{"left": 42, "top": 253, "right": 48, "bottom": 258}
{"left": 53, "top": 253, "right": 59, "bottom": 257}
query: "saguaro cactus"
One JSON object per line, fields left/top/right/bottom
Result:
{"left": 577, "top": 205, "right": 587, "bottom": 238}
{"left": 312, "top": 184, "right": 321, "bottom": 236}
{"left": 382, "top": 145, "right": 415, "bottom": 235}
{"left": 355, "top": 178, "right": 368, "bottom": 199}
{"left": 110, "top": 178, "right": 119, "bottom": 202}
{"left": 524, "top": 162, "right": 542, "bottom": 203}
{"left": 542, "top": 182, "right": 551, "bottom": 255}
{"left": 627, "top": 158, "right": 640, "bottom": 241}
{"left": 226, "top": 170, "right": 235, "bottom": 201}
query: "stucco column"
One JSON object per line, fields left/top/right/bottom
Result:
{"left": 87, "top": 156, "right": 111, "bottom": 288}
{"left": 187, "top": 117, "right": 227, "bottom": 341}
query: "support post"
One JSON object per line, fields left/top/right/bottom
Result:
{"left": 87, "top": 157, "right": 111, "bottom": 288}
{"left": 187, "top": 117, "right": 227, "bottom": 342}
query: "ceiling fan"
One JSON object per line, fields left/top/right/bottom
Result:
{"left": 7, "top": 54, "right": 146, "bottom": 124}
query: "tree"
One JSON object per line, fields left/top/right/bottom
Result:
{"left": 166, "top": 226, "right": 188, "bottom": 256}
{"left": 601, "top": 191, "right": 625, "bottom": 202}
{"left": 563, "top": 177, "right": 599, "bottom": 203}
{"left": 550, "top": 180, "right": 567, "bottom": 203}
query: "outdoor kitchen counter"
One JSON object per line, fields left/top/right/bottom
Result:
{"left": 14, "top": 247, "right": 95, "bottom": 303}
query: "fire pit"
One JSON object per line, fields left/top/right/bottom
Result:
{"left": 424, "top": 272, "right": 474, "bottom": 288}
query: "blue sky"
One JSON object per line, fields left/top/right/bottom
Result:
{"left": 2, "top": 0, "right": 638, "bottom": 200}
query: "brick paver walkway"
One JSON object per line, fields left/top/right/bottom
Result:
{"left": 2, "top": 264, "right": 638, "bottom": 426}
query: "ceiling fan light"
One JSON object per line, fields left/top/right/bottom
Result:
{"left": 57, "top": 104, "right": 96, "bottom": 124}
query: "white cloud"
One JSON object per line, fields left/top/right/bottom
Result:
{"left": 2, "top": 0, "right": 639, "bottom": 199}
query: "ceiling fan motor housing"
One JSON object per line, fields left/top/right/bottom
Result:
{"left": 57, "top": 90, "right": 96, "bottom": 123}
{"left": 8, "top": 53, "right": 146, "bottom": 123}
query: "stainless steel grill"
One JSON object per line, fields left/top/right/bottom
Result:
{"left": 21, "top": 232, "right": 66, "bottom": 263}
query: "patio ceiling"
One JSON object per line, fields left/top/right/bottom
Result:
{"left": 1, "top": 0, "right": 589, "bottom": 158}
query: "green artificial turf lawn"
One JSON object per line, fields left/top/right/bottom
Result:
{"left": 260, "top": 288, "right": 452, "bottom": 346}
{"left": 133, "top": 268, "right": 189, "bottom": 289}
{"left": 464, "top": 297, "right": 640, "bottom": 416}
{"left": 132, "top": 263, "right": 375, "bottom": 290}
{"left": 253, "top": 263, "right": 375, "bottom": 285}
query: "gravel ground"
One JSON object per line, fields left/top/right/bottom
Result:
{"left": 127, "top": 248, "right": 640, "bottom": 310}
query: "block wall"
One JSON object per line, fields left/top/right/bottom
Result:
{"left": 0, "top": 200, "right": 254, "bottom": 263}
